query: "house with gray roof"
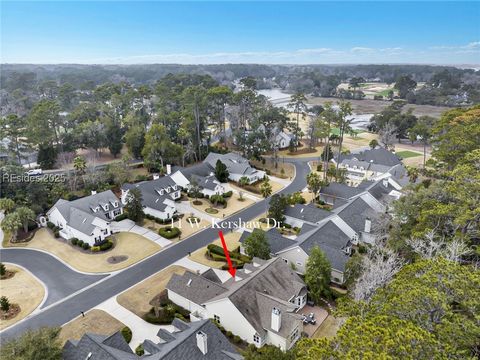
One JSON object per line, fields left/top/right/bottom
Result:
{"left": 240, "top": 221, "right": 353, "bottom": 284}
{"left": 166, "top": 258, "right": 306, "bottom": 351}
{"left": 47, "top": 190, "right": 123, "bottom": 246}
{"left": 63, "top": 318, "right": 242, "bottom": 360}
{"left": 283, "top": 203, "right": 332, "bottom": 227}
{"left": 121, "top": 175, "right": 180, "bottom": 220}
{"left": 171, "top": 164, "right": 227, "bottom": 197}
{"left": 203, "top": 152, "right": 265, "bottom": 184}
{"left": 335, "top": 147, "right": 404, "bottom": 184}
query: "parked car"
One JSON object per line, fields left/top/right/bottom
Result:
{"left": 26, "top": 169, "right": 43, "bottom": 176}
{"left": 301, "top": 312, "right": 316, "bottom": 325}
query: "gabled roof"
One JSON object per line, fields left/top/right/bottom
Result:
{"left": 320, "top": 181, "right": 372, "bottom": 200}
{"left": 204, "top": 152, "right": 258, "bottom": 176}
{"left": 239, "top": 228, "right": 297, "bottom": 254}
{"left": 340, "top": 147, "right": 402, "bottom": 167}
{"left": 63, "top": 319, "right": 242, "bottom": 360}
{"left": 122, "top": 176, "right": 177, "bottom": 212}
{"left": 336, "top": 197, "right": 376, "bottom": 234}
{"left": 167, "top": 258, "right": 306, "bottom": 339}
{"left": 49, "top": 190, "right": 121, "bottom": 234}
{"left": 63, "top": 332, "right": 137, "bottom": 360}
{"left": 191, "top": 174, "right": 221, "bottom": 191}
{"left": 284, "top": 203, "right": 332, "bottom": 223}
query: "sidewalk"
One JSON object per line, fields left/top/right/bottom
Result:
{"left": 111, "top": 219, "right": 172, "bottom": 247}
{"left": 95, "top": 297, "right": 175, "bottom": 350}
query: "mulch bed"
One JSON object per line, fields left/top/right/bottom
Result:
{"left": 0, "top": 270, "right": 16, "bottom": 280}
{"left": 107, "top": 255, "right": 128, "bottom": 264}
{"left": 0, "top": 304, "right": 21, "bottom": 320}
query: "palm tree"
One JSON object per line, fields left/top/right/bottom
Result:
{"left": 0, "top": 198, "right": 15, "bottom": 214}
{"left": 73, "top": 156, "right": 87, "bottom": 174}
{"left": 288, "top": 92, "right": 307, "bottom": 152}
{"left": 335, "top": 101, "right": 353, "bottom": 172}
{"left": 260, "top": 177, "right": 273, "bottom": 216}
{"left": 1, "top": 212, "right": 22, "bottom": 242}
{"left": 321, "top": 102, "right": 336, "bottom": 180}
{"left": 15, "top": 207, "right": 36, "bottom": 233}
{"left": 307, "top": 172, "right": 322, "bottom": 202}
{"left": 239, "top": 176, "right": 249, "bottom": 188}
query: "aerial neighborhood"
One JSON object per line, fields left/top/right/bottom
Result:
{"left": 0, "top": 2, "right": 479, "bottom": 360}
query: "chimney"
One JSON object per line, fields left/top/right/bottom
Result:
{"left": 166, "top": 164, "right": 172, "bottom": 175}
{"left": 364, "top": 217, "right": 371, "bottom": 233}
{"left": 91, "top": 190, "right": 97, "bottom": 195}
{"left": 196, "top": 331, "right": 208, "bottom": 355}
{"left": 271, "top": 307, "right": 281, "bottom": 332}
{"left": 153, "top": 174, "right": 160, "bottom": 180}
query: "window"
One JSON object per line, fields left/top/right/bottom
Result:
{"left": 104, "top": 205, "right": 109, "bottom": 211}
{"left": 213, "top": 314, "right": 220, "bottom": 323}
{"left": 253, "top": 334, "right": 261, "bottom": 344}
{"left": 289, "top": 327, "right": 299, "bottom": 342}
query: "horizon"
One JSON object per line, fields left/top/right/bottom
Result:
{"left": 1, "top": 1, "right": 479, "bottom": 65}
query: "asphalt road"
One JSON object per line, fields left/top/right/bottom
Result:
{"left": 0, "top": 159, "right": 311, "bottom": 340}
{"left": 0, "top": 249, "right": 107, "bottom": 308}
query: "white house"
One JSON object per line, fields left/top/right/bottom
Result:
{"left": 203, "top": 152, "right": 265, "bottom": 184}
{"left": 121, "top": 175, "right": 180, "bottom": 220}
{"left": 166, "top": 258, "right": 306, "bottom": 351}
{"left": 171, "top": 168, "right": 227, "bottom": 197}
{"left": 258, "top": 124, "right": 292, "bottom": 149}
{"left": 47, "top": 190, "right": 123, "bottom": 246}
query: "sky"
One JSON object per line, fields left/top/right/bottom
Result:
{"left": 1, "top": 1, "right": 479, "bottom": 65}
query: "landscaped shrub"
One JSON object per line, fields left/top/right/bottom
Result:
{"left": 222, "top": 191, "right": 233, "bottom": 198}
{"left": 47, "top": 221, "right": 55, "bottom": 229}
{"left": 144, "top": 304, "right": 190, "bottom": 325}
{"left": 358, "top": 244, "right": 368, "bottom": 254}
{"left": 114, "top": 213, "right": 128, "bottom": 221}
{"left": 91, "top": 246, "right": 100, "bottom": 252}
{"left": 158, "top": 226, "right": 181, "bottom": 239}
{"left": 207, "top": 244, "right": 225, "bottom": 256}
{"left": 121, "top": 326, "right": 132, "bottom": 343}
{"left": 226, "top": 331, "right": 233, "bottom": 338}
{"left": 210, "top": 194, "right": 226, "bottom": 206}
{"left": 82, "top": 243, "right": 90, "bottom": 250}
{"left": 135, "top": 344, "right": 144, "bottom": 356}
{"left": 99, "top": 240, "right": 113, "bottom": 251}
{"left": 192, "top": 200, "right": 203, "bottom": 206}
{"left": 233, "top": 335, "right": 242, "bottom": 344}
{"left": 77, "top": 240, "right": 84, "bottom": 247}
{"left": 54, "top": 230, "right": 60, "bottom": 238}
{"left": 70, "top": 238, "right": 78, "bottom": 246}
{"left": 205, "top": 207, "right": 219, "bottom": 214}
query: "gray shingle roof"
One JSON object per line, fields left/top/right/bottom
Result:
{"left": 284, "top": 203, "right": 332, "bottom": 223}
{"left": 204, "top": 152, "right": 258, "bottom": 176}
{"left": 63, "top": 319, "right": 242, "bottom": 360}
{"left": 191, "top": 174, "right": 220, "bottom": 191}
{"left": 340, "top": 147, "right": 402, "bottom": 167}
{"left": 166, "top": 271, "right": 228, "bottom": 304}
{"left": 122, "top": 176, "right": 178, "bottom": 212}
{"left": 337, "top": 197, "right": 374, "bottom": 234}
{"left": 320, "top": 182, "right": 371, "bottom": 200}
{"left": 50, "top": 190, "right": 122, "bottom": 235}
{"left": 239, "top": 228, "right": 297, "bottom": 254}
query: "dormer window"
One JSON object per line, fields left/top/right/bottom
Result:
{"left": 113, "top": 201, "right": 118, "bottom": 207}
{"left": 104, "top": 204, "right": 109, "bottom": 211}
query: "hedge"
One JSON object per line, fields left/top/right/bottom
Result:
{"left": 70, "top": 238, "right": 78, "bottom": 246}
{"left": 158, "top": 226, "right": 181, "bottom": 239}
{"left": 54, "top": 230, "right": 60, "bottom": 238}
{"left": 82, "top": 242, "right": 90, "bottom": 250}
{"left": 47, "top": 221, "right": 55, "bottom": 229}
{"left": 91, "top": 246, "right": 101, "bottom": 252}
{"left": 121, "top": 326, "right": 132, "bottom": 343}
{"left": 99, "top": 240, "right": 113, "bottom": 251}
{"left": 145, "top": 213, "right": 179, "bottom": 224}
{"left": 222, "top": 191, "right": 233, "bottom": 198}
{"left": 114, "top": 213, "right": 128, "bottom": 221}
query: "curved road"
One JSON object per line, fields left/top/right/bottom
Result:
{"left": 0, "top": 159, "right": 311, "bottom": 340}
{"left": 0, "top": 249, "right": 106, "bottom": 307}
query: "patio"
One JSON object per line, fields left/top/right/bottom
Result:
{"left": 299, "top": 304, "right": 329, "bottom": 337}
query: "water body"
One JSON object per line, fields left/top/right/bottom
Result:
{"left": 258, "top": 89, "right": 372, "bottom": 130}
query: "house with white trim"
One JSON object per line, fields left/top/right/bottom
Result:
{"left": 166, "top": 258, "right": 306, "bottom": 351}
{"left": 47, "top": 190, "right": 123, "bottom": 246}
{"left": 203, "top": 152, "right": 265, "bottom": 184}
{"left": 170, "top": 163, "right": 227, "bottom": 197}
{"left": 121, "top": 175, "right": 180, "bottom": 220}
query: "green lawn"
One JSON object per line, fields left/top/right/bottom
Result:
{"left": 330, "top": 128, "right": 363, "bottom": 136}
{"left": 396, "top": 150, "right": 422, "bottom": 159}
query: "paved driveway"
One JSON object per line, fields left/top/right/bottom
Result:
{"left": 0, "top": 159, "right": 310, "bottom": 341}
{"left": 112, "top": 219, "right": 172, "bottom": 247}
{"left": 0, "top": 249, "right": 106, "bottom": 308}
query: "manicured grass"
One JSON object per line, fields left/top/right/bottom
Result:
{"left": 396, "top": 150, "right": 422, "bottom": 159}
{"left": 191, "top": 193, "right": 255, "bottom": 218}
{"left": 117, "top": 265, "right": 187, "bottom": 318}
{"left": 190, "top": 232, "right": 242, "bottom": 269}
{"left": 59, "top": 310, "right": 125, "bottom": 345}
{"left": 0, "top": 264, "right": 45, "bottom": 331}
{"left": 312, "top": 315, "right": 344, "bottom": 339}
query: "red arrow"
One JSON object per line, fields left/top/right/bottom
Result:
{"left": 219, "top": 231, "right": 236, "bottom": 278}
